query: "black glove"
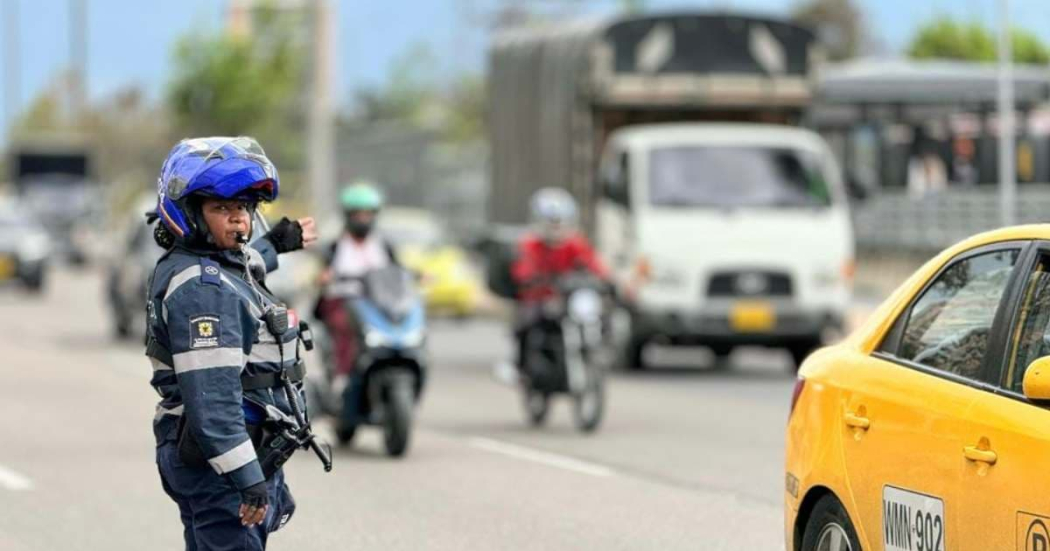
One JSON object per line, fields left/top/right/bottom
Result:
{"left": 240, "top": 481, "right": 269, "bottom": 509}
{"left": 264, "top": 217, "right": 305, "bottom": 254}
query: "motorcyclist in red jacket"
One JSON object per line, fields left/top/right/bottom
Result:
{"left": 509, "top": 188, "right": 609, "bottom": 374}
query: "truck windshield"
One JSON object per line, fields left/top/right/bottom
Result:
{"left": 648, "top": 146, "right": 831, "bottom": 208}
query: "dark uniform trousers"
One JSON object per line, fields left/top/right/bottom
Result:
{"left": 157, "top": 441, "right": 295, "bottom": 551}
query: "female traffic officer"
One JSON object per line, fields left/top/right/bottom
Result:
{"left": 146, "top": 137, "right": 318, "bottom": 550}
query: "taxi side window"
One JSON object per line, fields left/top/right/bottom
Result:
{"left": 1005, "top": 257, "right": 1050, "bottom": 392}
{"left": 893, "top": 249, "right": 1019, "bottom": 379}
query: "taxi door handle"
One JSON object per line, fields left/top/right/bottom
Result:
{"left": 963, "top": 446, "right": 998, "bottom": 465}
{"left": 844, "top": 413, "right": 870, "bottom": 430}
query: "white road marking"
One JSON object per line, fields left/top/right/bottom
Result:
{"left": 0, "top": 463, "right": 33, "bottom": 491}
{"left": 469, "top": 437, "right": 616, "bottom": 478}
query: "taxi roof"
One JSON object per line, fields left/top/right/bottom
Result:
{"left": 949, "top": 224, "right": 1050, "bottom": 252}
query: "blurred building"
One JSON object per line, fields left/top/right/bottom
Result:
{"left": 813, "top": 58, "right": 1050, "bottom": 251}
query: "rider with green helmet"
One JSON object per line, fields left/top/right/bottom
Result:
{"left": 340, "top": 182, "right": 384, "bottom": 239}
{"left": 316, "top": 181, "right": 398, "bottom": 387}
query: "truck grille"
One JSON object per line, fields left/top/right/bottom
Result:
{"left": 706, "top": 271, "right": 792, "bottom": 297}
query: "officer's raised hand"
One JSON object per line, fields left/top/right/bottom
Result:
{"left": 264, "top": 216, "right": 319, "bottom": 253}
{"left": 239, "top": 481, "right": 269, "bottom": 526}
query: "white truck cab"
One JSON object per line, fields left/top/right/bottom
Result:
{"left": 595, "top": 123, "right": 854, "bottom": 369}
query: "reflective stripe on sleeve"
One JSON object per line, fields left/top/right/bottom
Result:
{"left": 208, "top": 439, "right": 257, "bottom": 474}
{"left": 172, "top": 347, "right": 245, "bottom": 374}
{"left": 248, "top": 340, "right": 298, "bottom": 364}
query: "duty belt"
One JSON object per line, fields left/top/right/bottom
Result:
{"left": 241, "top": 361, "right": 306, "bottom": 391}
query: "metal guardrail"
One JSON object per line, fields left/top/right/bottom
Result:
{"left": 853, "top": 186, "right": 1050, "bottom": 251}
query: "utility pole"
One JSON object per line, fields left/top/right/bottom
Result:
{"left": 307, "top": 0, "right": 336, "bottom": 224}
{"left": 998, "top": 0, "right": 1016, "bottom": 227}
{"left": 3, "top": 0, "right": 20, "bottom": 137}
{"left": 69, "top": 0, "right": 87, "bottom": 123}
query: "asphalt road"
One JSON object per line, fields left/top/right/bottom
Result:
{"left": 0, "top": 267, "right": 798, "bottom": 550}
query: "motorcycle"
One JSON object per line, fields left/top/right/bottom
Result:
{"left": 310, "top": 265, "right": 427, "bottom": 457}
{"left": 518, "top": 272, "right": 609, "bottom": 433}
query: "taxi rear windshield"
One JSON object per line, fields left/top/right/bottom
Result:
{"left": 648, "top": 146, "right": 831, "bottom": 208}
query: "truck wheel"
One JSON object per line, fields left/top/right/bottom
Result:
{"left": 799, "top": 494, "right": 861, "bottom": 551}
{"left": 710, "top": 344, "right": 733, "bottom": 370}
{"left": 789, "top": 340, "right": 821, "bottom": 372}
{"left": 615, "top": 337, "right": 647, "bottom": 371}
{"left": 22, "top": 270, "right": 45, "bottom": 294}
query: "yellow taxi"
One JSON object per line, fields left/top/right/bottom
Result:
{"left": 786, "top": 225, "right": 1050, "bottom": 551}
{"left": 380, "top": 208, "right": 481, "bottom": 318}
{"left": 400, "top": 244, "right": 480, "bottom": 317}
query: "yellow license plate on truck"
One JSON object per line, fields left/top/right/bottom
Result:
{"left": 730, "top": 301, "right": 775, "bottom": 332}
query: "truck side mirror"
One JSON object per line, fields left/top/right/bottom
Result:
{"left": 1023, "top": 356, "right": 1050, "bottom": 401}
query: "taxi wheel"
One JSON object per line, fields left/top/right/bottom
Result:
{"left": 800, "top": 495, "right": 861, "bottom": 551}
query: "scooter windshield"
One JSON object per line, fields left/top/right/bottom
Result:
{"left": 364, "top": 266, "right": 418, "bottom": 321}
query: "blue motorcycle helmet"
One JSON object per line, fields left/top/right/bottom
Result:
{"left": 156, "top": 137, "right": 278, "bottom": 246}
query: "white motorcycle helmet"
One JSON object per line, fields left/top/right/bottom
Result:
{"left": 529, "top": 187, "right": 578, "bottom": 244}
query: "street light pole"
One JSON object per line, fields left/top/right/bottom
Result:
{"left": 998, "top": 0, "right": 1016, "bottom": 227}
{"left": 69, "top": 0, "right": 87, "bottom": 122}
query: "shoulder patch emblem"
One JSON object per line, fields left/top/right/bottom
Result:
{"left": 204, "top": 265, "right": 219, "bottom": 276}
{"left": 189, "top": 315, "right": 221, "bottom": 349}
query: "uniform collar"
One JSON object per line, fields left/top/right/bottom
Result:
{"left": 173, "top": 244, "right": 248, "bottom": 273}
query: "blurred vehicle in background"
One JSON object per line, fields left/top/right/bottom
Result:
{"left": 488, "top": 12, "right": 854, "bottom": 370}
{"left": 0, "top": 199, "right": 52, "bottom": 293}
{"left": 517, "top": 271, "right": 609, "bottom": 433}
{"left": 106, "top": 197, "right": 164, "bottom": 339}
{"left": 381, "top": 207, "right": 481, "bottom": 318}
{"left": 601, "top": 125, "right": 853, "bottom": 371}
{"left": 10, "top": 139, "right": 98, "bottom": 265}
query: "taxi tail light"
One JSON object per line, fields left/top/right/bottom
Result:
{"left": 789, "top": 377, "right": 806, "bottom": 420}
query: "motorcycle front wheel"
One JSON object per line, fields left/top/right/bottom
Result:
{"left": 383, "top": 372, "right": 415, "bottom": 457}
{"left": 523, "top": 388, "right": 550, "bottom": 427}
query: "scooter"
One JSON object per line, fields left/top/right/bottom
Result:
{"left": 518, "top": 272, "right": 609, "bottom": 433}
{"left": 310, "top": 266, "right": 427, "bottom": 457}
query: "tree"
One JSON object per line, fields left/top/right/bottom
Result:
{"left": 350, "top": 41, "right": 486, "bottom": 144}
{"left": 166, "top": 4, "right": 306, "bottom": 167}
{"left": 792, "top": 0, "right": 866, "bottom": 61}
{"left": 908, "top": 17, "right": 1050, "bottom": 64}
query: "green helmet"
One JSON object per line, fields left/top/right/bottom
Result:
{"left": 339, "top": 181, "right": 383, "bottom": 211}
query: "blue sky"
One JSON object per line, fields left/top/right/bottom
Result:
{"left": 3, "top": 0, "right": 1050, "bottom": 134}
